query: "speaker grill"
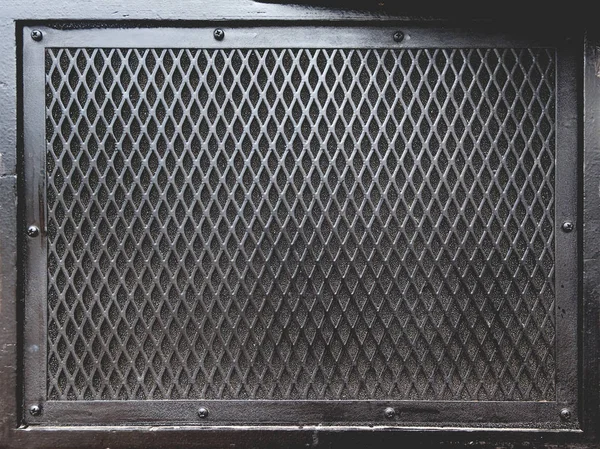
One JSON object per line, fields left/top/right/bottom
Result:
{"left": 45, "top": 47, "right": 556, "bottom": 402}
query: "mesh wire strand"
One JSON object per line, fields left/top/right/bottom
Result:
{"left": 45, "top": 47, "right": 556, "bottom": 401}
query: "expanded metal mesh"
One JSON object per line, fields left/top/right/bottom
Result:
{"left": 45, "top": 47, "right": 556, "bottom": 401}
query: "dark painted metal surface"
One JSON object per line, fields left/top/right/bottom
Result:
{"left": 0, "top": 1, "right": 598, "bottom": 448}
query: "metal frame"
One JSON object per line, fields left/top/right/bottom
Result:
{"left": 20, "top": 24, "right": 580, "bottom": 429}
{"left": 0, "top": 1, "right": 597, "bottom": 447}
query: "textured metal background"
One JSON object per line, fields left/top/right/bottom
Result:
{"left": 45, "top": 46, "right": 556, "bottom": 402}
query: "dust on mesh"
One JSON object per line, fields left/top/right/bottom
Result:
{"left": 46, "top": 47, "right": 556, "bottom": 401}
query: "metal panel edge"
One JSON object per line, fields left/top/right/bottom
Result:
{"left": 21, "top": 24, "right": 48, "bottom": 427}
{"left": 554, "top": 38, "right": 580, "bottom": 424}
{"left": 38, "top": 400, "right": 575, "bottom": 427}
{"left": 34, "top": 25, "right": 562, "bottom": 49}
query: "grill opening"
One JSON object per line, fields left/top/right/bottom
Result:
{"left": 44, "top": 45, "right": 556, "bottom": 403}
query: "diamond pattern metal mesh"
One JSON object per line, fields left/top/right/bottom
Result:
{"left": 45, "top": 47, "right": 556, "bottom": 401}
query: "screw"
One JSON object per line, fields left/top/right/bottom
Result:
{"left": 29, "top": 405, "right": 41, "bottom": 416}
{"left": 393, "top": 31, "right": 404, "bottom": 43}
{"left": 27, "top": 225, "right": 40, "bottom": 237}
{"left": 30, "top": 30, "right": 43, "bottom": 42}
{"left": 213, "top": 29, "right": 225, "bottom": 41}
{"left": 560, "top": 408, "right": 571, "bottom": 421}
{"left": 198, "top": 407, "right": 209, "bottom": 418}
{"left": 562, "top": 221, "right": 574, "bottom": 233}
{"left": 384, "top": 407, "right": 395, "bottom": 419}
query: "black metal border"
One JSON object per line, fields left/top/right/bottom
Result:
{"left": 0, "top": 2, "right": 596, "bottom": 447}
{"left": 20, "top": 24, "right": 579, "bottom": 429}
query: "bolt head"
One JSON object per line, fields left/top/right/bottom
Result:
{"left": 27, "top": 225, "right": 40, "bottom": 237}
{"left": 560, "top": 408, "right": 571, "bottom": 421}
{"left": 31, "top": 30, "right": 43, "bottom": 42}
{"left": 562, "top": 221, "right": 574, "bottom": 233}
{"left": 198, "top": 407, "right": 209, "bottom": 418}
{"left": 213, "top": 29, "right": 225, "bottom": 41}
{"left": 393, "top": 31, "right": 404, "bottom": 43}
{"left": 29, "top": 405, "right": 41, "bottom": 416}
{"left": 384, "top": 407, "right": 395, "bottom": 419}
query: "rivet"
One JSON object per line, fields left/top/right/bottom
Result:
{"left": 560, "top": 408, "right": 571, "bottom": 421}
{"left": 562, "top": 221, "right": 574, "bottom": 233}
{"left": 393, "top": 31, "right": 404, "bottom": 43}
{"left": 384, "top": 407, "right": 395, "bottom": 419}
{"left": 30, "top": 30, "right": 43, "bottom": 42}
{"left": 213, "top": 29, "right": 225, "bottom": 41}
{"left": 29, "top": 405, "right": 41, "bottom": 416}
{"left": 27, "top": 225, "right": 40, "bottom": 237}
{"left": 198, "top": 407, "right": 209, "bottom": 418}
